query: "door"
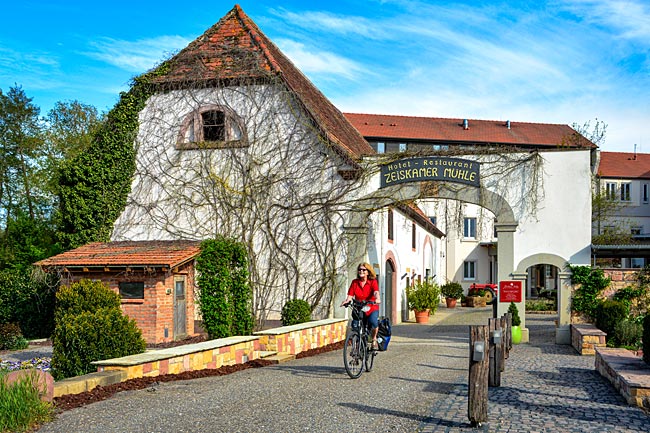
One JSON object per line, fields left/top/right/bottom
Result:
{"left": 173, "top": 277, "right": 187, "bottom": 339}
{"left": 384, "top": 259, "right": 394, "bottom": 321}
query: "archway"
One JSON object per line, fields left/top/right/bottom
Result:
{"left": 515, "top": 253, "right": 572, "bottom": 344}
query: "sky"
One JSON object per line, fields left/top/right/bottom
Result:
{"left": 1, "top": 0, "right": 648, "bottom": 153}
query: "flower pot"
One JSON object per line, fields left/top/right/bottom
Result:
{"left": 445, "top": 297, "right": 457, "bottom": 308}
{"left": 511, "top": 325, "right": 522, "bottom": 344}
{"left": 414, "top": 310, "right": 430, "bottom": 324}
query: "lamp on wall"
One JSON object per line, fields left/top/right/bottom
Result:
{"left": 401, "top": 273, "right": 408, "bottom": 280}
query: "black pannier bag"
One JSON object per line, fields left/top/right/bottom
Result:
{"left": 377, "top": 316, "right": 391, "bottom": 351}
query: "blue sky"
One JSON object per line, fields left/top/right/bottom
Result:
{"left": 1, "top": 0, "right": 648, "bottom": 152}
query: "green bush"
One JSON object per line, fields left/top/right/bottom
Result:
{"left": 281, "top": 299, "right": 312, "bottom": 326}
{"left": 509, "top": 302, "right": 521, "bottom": 327}
{"left": 51, "top": 280, "right": 146, "bottom": 380}
{"left": 569, "top": 265, "right": 610, "bottom": 320}
{"left": 440, "top": 282, "right": 463, "bottom": 299}
{"left": 54, "top": 279, "right": 121, "bottom": 324}
{"left": 642, "top": 314, "right": 650, "bottom": 365}
{"left": 0, "top": 322, "right": 28, "bottom": 350}
{"left": 526, "top": 298, "right": 556, "bottom": 312}
{"left": 0, "top": 370, "right": 53, "bottom": 431}
{"left": 613, "top": 320, "right": 642, "bottom": 349}
{"left": 406, "top": 281, "right": 441, "bottom": 313}
{"left": 197, "top": 237, "right": 254, "bottom": 339}
{"left": 0, "top": 268, "right": 56, "bottom": 338}
{"left": 595, "top": 299, "right": 628, "bottom": 345}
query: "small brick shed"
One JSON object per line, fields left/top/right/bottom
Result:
{"left": 36, "top": 240, "right": 201, "bottom": 344}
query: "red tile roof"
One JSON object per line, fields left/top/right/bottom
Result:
{"left": 598, "top": 152, "right": 650, "bottom": 179}
{"left": 35, "top": 241, "right": 201, "bottom": 269}
{"left": 152, "top": 5, "right": 374, "bottom": 161}
{"left": 344, "top": 113, "right": 594, "bottom": 148}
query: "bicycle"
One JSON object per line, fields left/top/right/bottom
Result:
{"left": 342, "top": 299, "right": 378, "bottom": 379}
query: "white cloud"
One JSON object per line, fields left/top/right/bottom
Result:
{"left": 83, "top": 35, "right": 191, "bottom": 72}
{"left": 275, "top": 39, "right": 366, "bottom": 80}
{"left": 557, "top": 0, "right": 650, "bottom": 40}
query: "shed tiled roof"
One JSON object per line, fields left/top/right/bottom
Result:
{"left": 35, "top": 241, "right": 201, "bottom": 269}
{"left": 344, "top": 113, "right": 594, "bottom": 149}
{"left": 151, "top": 4, "right": 373, "bottom": 161}
{"left": 598, "top": 152, "right": 650, "bottom": 179}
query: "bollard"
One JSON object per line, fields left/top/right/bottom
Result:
{"left": 499, "top": 315, "right": 507, "bottom": 372}
{"left": 468, "top": 325, "right": 489, "bottom": 426}
{"left": 488, "top": 318, "right": 502, "bottom": 387}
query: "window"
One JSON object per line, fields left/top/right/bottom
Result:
{"left": 177, "top": 105, "right": 245, "bottom": 149}
{"left": 606, "top": 182, "right": 617, "bottom": 200}
{"left": 387, "top": 209, "right": 394, "bottom": 241}
{"left": 411, "top": 223, "right": 416, "bottom": 249}
{"left": 463, "top": 217, "right": 477, "bottom": 239}
{"left": 463, "top": 261, "right": 476, "bottom": 280}
{"left": 631, "top": 258, "right": 645, "bottom": 268}
{"left": 643, "top": 184, "right": 649, "bottom": 203}
{"left": 631, "top": 227, "right": 642, "bottom": 235}
{"left": 377, "top": 142, "right": 385, "bottom": 154}
{"left": 399, "top": 143, "right": 407, "bottom": 152}
{"left": 429, "top": 216, "right": 437, "bottom": 225}
{"left": 119, "top": 282, "right": 144, "bottom": 299}
{"left": 620, "top": 183, "right": 631, "bottom": 201}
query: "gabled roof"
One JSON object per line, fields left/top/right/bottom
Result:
{"left": 35, "top": 241, "right": 201, "bottom": 269}
{"left": 598, "top": 152, "right": 650, "bottom": 179}
{"left": 151, "top": 4, "right": 373, "bottom": 161}
{"left": 397, "top": 203, "right": 445, "bottom": 238}
{"left": 344, "top": 113, "right": 594, "bottom": 149}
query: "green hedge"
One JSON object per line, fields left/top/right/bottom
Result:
{"left": 595, "top": 299, "right": 628, "bottom": 345}
{"left": 196, "top": 237, "right": 253, "bottom": 339}
{"left": 281, "top": 299, "right": 312, "bottom": 326}
{"left": 51, "top": 280, "right": 146, "bottom": 380}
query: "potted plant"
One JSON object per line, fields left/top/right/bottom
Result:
{"left": 466, "top": 287, "right": 486, "bottom": 307}
{"left": 509, "top": 302, "right": 522, "bottom": 344}
{"left": 406, "top": 281, "right": 441, "bottom": 323}
{"left": 441, "top": 282, "right": 463, "bottom": 308}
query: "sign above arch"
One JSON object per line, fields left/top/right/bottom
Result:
{"left": 380, "top": 156, "right": 480, "bottom": 188}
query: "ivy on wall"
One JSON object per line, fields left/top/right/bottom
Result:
{"left": 196, "top": 237, "right": 254, "bottom": 338}
{"left": 57, "top": 66, "right": 169, "bottom": 249}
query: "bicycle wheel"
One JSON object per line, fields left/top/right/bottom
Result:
{"left": 343, "top": 333, "right": 364, "bottom": 379}
{"left": 364, "top": 345, "right": 375, "bottom": 372}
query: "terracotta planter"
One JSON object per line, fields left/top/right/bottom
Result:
{"left": 414, "top": 310, "right": 430, "bottom": 324}
{"left": 445, "top": 297, "right": 457, "bottom": 308}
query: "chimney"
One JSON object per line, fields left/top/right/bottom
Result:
{"left": 463, "top": 119, "right": 469, "bottom": 130}
{"left": 506, "top": 120, "right": 511, "bottom": 129}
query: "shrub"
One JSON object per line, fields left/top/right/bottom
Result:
{"left": 0, "top": 370, "right": 53, "bottom": 431}
{"left": 641, "top": 314, "right": 650, "bottom": 365}
{"left": 54, "top": 279, "right": 121, "bottom": 324}
{"left": 406, "top": 281, "right": 441, "bottom": 313}
{"left": 613, "top": 320, "right": 642, "bottom": 349}
{"left": 281, "top": 299, "right": 312, "bottom": 326}
{"left": 197, "top": 237, "right": 254, "bottom": 339}
{"left": 441, "top": 282, "right": 463, "bottom": 299}
{"left": 595, "top": 299, "right": 629, "bottom": 345}
{"left": 51, "top": 280, "right": 146, "bottom": 380}
{"left": 0, "top": 268, "right": 56, "bottom": 339}
{"left": 526, "top": 299, "right": 555, "bottom": 312}
{"left": 569, "top": 265, "right": 610, "bottom": 320}
{"left": 0, "top": 323, "right": 28, "bottom": 350}
{"left": 508, "top": 302, "right": 521, "bottom": 327}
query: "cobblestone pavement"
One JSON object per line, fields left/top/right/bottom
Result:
{"left": 420, "top": 313, "right": 650, "bottom": 432}
{"left": 34, "top": 308, "right": 649, "bottom": 432}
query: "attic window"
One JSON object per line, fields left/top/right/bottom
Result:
{"left": 177, "top": 105, "right": 247, "bottom": 149}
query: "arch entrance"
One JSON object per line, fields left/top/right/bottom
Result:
{"left": 341, "top": 152, "right": 591, "bottom": 345}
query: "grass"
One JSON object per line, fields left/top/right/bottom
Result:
{"left": 0, "top": 370, "right": 53, "bottom": 432}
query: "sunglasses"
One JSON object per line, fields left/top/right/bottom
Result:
{"left": 358, "top": 268, "right": 368, "bottom": 272}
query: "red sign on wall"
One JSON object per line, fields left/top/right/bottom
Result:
{"left": 499, "top": 281, "right": 522, "bottom": 303}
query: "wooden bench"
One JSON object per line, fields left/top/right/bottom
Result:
{"left": 571, "top": 323, "right": 606, "bottom": 355}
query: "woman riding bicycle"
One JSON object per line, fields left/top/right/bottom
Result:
{"left": 341, "top": 263, "right": 381, "bottom": 350}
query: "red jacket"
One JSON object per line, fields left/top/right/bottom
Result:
{"left": 347, "top": 278, "right": 379, "bottom": 315}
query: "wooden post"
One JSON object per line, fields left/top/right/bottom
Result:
{"left": 488, "top": 318, "right": 501, "bottom": 387}
{"left": 499, "top": 315, "right": 507, "bottom": 372}
{"left": 468, "top": 325, "right": 489, "bottom": 426}
{"left": 505, "top": 312, "right": 512, "bottom": 358}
